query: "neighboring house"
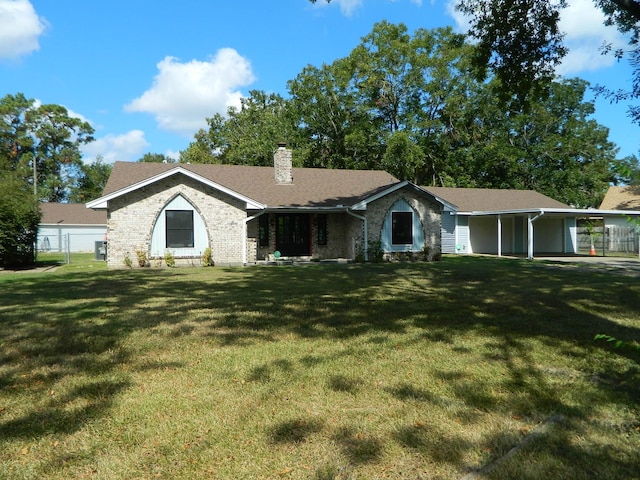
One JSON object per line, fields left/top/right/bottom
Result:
{"left": 86, "top": 145, "right": 640, "bottom": 267}
{"left": 39, "top": 203, "right": 107, "bottom": 252}
{"left": 599, "top": 186, "right": 640, "bottom": 228}
{"left": 599, "top": 185, "right": 640, "bottom": 253}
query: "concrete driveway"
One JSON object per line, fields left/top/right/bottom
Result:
{"left": 534, "top": 255, "right": 640, "bottom": 276}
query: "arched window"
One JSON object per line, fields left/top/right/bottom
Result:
{"left": 381, "top": 199, "right": 424, "bottom": 252}
{"left": 150, "top": 195, "right": 208, "bottom": 257}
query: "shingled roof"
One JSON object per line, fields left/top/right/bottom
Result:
{"left": 423, "top": 187, "right": 569, "bottom": 212}
{"left": 599, "top": 186, "right": 640, "bottom": 211}
{"left": 102, "top": 161, "right": 399, "bottom": 208}
{"left": 41, "top": 203, "right": 107, "bottom": 225}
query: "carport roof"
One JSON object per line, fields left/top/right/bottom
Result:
{"left": 423, "top": 187, "right": 569, "bottom": 212}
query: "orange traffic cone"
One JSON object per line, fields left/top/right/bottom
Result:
{"left": 590, "top": 244, "right": 596, "bottom": 256}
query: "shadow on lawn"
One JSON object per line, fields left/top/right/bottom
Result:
{"left": 0, "top": 257, "right": 639, "bottom": 476}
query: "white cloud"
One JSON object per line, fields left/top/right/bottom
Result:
{"left": 81, "top": 130, "right": 150, "bottom": 164}
{"left": 125, "top": 49, "right": 256, "bottom": 137}
{"left": 165, "top": 149, "right": 180, "bottom": 161}
{"left": 556, "top": 0, "right": 628, "bottom": 75}
{"left": 445, "top": 0, "right": 471, "bottom": 34}
{"left": 312, "top": 0, "right": 363, "bottom": 16}
{"left": 445, "top": 0, "right": 629, "bottom": 76}
{"left": 0, "top": 0, "right": 47, "bottom": 59}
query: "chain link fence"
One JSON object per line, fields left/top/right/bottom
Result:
{"left": 37, "top": 233, "right": 107, "bottom": 264}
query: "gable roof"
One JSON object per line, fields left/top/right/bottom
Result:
{"left": 95, "top": 161, "right": 400, "bottom": 209}
{"left": 599, "top": 186, "right": 640, "bottom": 211}
{"left": 422, "top": 186, "right": 569, "bottom": 212}
{"left": 41, "top": 203, "right": 107, "bottom": 225}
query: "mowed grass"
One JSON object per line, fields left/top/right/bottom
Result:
{"left": 0, "top": 256, "right": 639, "bottom": 479}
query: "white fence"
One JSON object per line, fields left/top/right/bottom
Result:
{"left": 606, "top": 226, "right": 639, "bottom": 254}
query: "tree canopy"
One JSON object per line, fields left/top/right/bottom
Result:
{"left": 184, "top": 21, "right": 622, "bottom": 206}
{"left": 180, "top": 90, "right": 301, "bottom": 165}
{"left": 68, "top": 156, "right": 113, "bottom": 203}
{"left": 312, "top": 0, "right": 640, "bottom": 125}
{"left": 0, "top": 170, "right": 40, "bottom": 268}
{"left": 0, "top": 93, "right": 95, "bottom": 202}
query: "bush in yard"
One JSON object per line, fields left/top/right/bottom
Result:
{"left": 0, "top": 172, "right": 40, "bottom": 268}
{"left": 164, "top": 250, "right": 175, "bottom": 267}
{"left": 201, "top": 247, "right": 214, "bottom": 267}
{"left": 135, "top": 249, "right": 148, "bottom": 267}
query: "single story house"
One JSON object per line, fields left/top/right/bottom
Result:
{"left": 39, "top": 203, "right": 107, "bottom": 253}
{"left": 599, "top": 186, "right": 640, "bottom": 228}
{"left": 86, "top": 145, "right": 640, "bottom": 267}
{"left": 87, "top": 145, "right": 444, "bottom": 267}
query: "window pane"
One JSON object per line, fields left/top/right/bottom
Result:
{"left": 166, "top": 210, "right": 194, "bottom": 248}
{"left": 392, "top": 212, "right": 412, "bottom": 245}
{"left": 317, "top": 214, "right": 327, "bottom": 245}
{"left": 259, "top": 215, "right": 269, "bottom": 247}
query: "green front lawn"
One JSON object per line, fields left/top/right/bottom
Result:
{"left": 1, "top": 257, "right": 638, "bottom": 479}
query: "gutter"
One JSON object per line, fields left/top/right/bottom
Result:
{"left": 346, "top": 209, "right": 367, "bottom": 262}
{"left": 529, "top": 210, "right": 546, "bottom": 223}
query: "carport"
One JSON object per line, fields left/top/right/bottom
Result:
{"left": 469, "top": 208, "right": 640, "bottom": 259}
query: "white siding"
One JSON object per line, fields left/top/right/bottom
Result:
{"left": 565, "top": 217, "right": 577, "bottom": 253}
{"left": 456, "top": 216, "right": 470, "bottom": 254}
{"left": 534, "top": 217, "right": 564, "bottom": 253}
{"left": 469, "top": 217, "right": 500, "bottom": 254}
{"left": 441, "top": 211, "right": 456, "bottom": 253}
{"left": 380, "top": 199, "right": 425, "bottom": 252}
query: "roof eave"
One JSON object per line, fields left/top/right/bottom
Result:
{"left": 86, "top": 166, "right": 265, "bottom": 210}
{"left": 352, "top": 181, "right": 453, "bottom": 211}
{"left": 468, "top": 207, "right": 640, "bottom": 216}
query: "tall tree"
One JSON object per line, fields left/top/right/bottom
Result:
{"left": 69, "top": 156, "right": 113, "bottom": 203}
{"left": 287, "top": 60, "right": 378, "bottom": 169}
{"left": 0, "top": 169, "right": 40, "bottom": 268}
{"left": 451, "top": 78, "right": 618, "bottom": 206}
{"left": 288, "top": 23, "right": 474, "bottom": 182}
{"left": 311, "top": 1, "right": 640, "bottom": 122}
{"left": 456, "top": 0, "right": 640, "bottom": 120}
{"left": 181, "top": 90, "right": 300, "bottom": 166}
{"left": 0, "top": 93, "right": 95, "bottom": 202}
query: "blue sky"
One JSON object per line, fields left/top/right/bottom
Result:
{"left": 0, "top": 0, "right": 637, "bottom": 164}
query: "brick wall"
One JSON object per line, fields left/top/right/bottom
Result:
{"left": 106, "top": 175, "right": 247, "bottom": 268}
{"left": 366, "top": 187, "right": 442, "bottom": 257}
{"left": 247, "top": 212, "right": 361, "bottom": 262}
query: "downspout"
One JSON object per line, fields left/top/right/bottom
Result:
{"left": 497, "top": 215, "right": 502, "bottom": 257}
{"left": 244, "top": 210, "right": 267, "bottom": 265}
{"left": 527, "top": 211, "right": 545, "bottom": 260}
{"left": 347, "top": 209, "right": 367, "bottom": 262}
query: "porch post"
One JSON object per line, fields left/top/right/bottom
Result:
{"left": 527, "top": 214, "right": 534, "bottom": 260}
{"left": 497, "top": 215, "right": 502, "bottom": 257}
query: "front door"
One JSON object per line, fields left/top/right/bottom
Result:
{"left": 276, "top": 214, "right": 310, "bottom": 256}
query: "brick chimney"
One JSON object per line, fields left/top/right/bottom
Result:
{"left": 274, "top": 142, "right": 293, "bottom": 184}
